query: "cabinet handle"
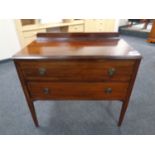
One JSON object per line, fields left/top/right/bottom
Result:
{"left": 108, "top": 68, "right": 116, "bottom": 76}
{"left": 105, "top": 88, "right": 112, "bottom": 94}
{"left": 38, "top": 67, "right": 46, "bottom": 75}
{"left": 43, "top": 88, "right": 49, "bottom": 94}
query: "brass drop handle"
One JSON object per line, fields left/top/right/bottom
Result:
{"left": 108, "top": 68, "right": 116, "bottom": 76}
{"left": 43, "top": 88, "right": 49, "bottom": 94}
{"left": 105, "top": 88, "right": 112, "bottom": 94}
{"left": 38, "top": 67, "right": 46, "bottom": 76}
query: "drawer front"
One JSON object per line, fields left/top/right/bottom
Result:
{"left": 23, "top": 29, "right": 46, "bottom": 38}
{"left": 27, "top": 82, "right": 129, "bottom": 100}
{"left": 19, "top": 60, "right": 135, "bottom": 82}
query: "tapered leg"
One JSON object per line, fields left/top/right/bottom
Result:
{"left": 118, "top": 100, "right": 129, "bottom": 126}
{"left": 14, "top": 61, "right": 39, "bottom": 127}
{"left": 27, "top": 100, "right": 39, "bottom": 127}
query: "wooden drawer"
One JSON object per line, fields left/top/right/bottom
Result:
{"left": 27, "top": 82, "right": 129, "bottom": 100}
{"left": 23, "top": 29, "right": 46, "bottom": 38}
{"left": 68, "top": 25, "right": 84, "bottom": 32}
{"left": 19, "top": 60, "right": 135, "bottom": 82}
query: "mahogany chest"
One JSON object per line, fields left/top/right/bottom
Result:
{"left": 13, "top": 33, "right": 142, "bottom": 127}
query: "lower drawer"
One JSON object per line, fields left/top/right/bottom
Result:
{"left": 27, "top": 82, "right": 129, "bottom": 100}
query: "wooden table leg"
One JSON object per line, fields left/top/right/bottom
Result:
{"left": 117, "top": 60, "right": 141, "bottom": 126}
{"left": 14, "top": 61, "right": 39, "bottom": 127}
{"left": 118, "top": 100, "right": 129, "bottom": 126}
{"left": 27, "top": 100, "right": 39, "bottom": 127}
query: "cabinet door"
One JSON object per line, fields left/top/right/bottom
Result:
{"left": 68, "top": 24, "right": 84, "bottom": 32}
{"left": 84, "top": 19, "right": 115, "bottom": 32}
{"left": 106, "top": 20, "right": 115, "bottom": 31}
{"left": 84, "top": 19, "right": 97, "bottom": 32}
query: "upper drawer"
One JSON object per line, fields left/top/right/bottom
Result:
{"left": 18, "top": 60, "right": 135, "bottom": 82}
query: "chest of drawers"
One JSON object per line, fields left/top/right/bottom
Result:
{"left": 13, "top": 33, "right": 142, "bottom": 127}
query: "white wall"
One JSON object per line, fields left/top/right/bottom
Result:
{"left": 0, "top": 20, "right": 21, "bottom": 60}
{"left": 114, "top": 20, "right": 119, "bottom": 32}
{"left": 119, "top": 19, "right": 128, "bottom": 26}
{"left": 113, "top": 19, "right": 129, "bottom": 32}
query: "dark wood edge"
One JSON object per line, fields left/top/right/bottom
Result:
{"left": 32, "top": 98, "right": 124, "bottom": 101}
{"left": 12, "top": 55, "right": 142, "bottom": 60}
{"left": 37, "top": 32, "right": 120, "bottom": 38}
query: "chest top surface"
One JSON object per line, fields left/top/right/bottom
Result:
{"left": 13, "top": 33, "right": 142, "bottom": 60}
